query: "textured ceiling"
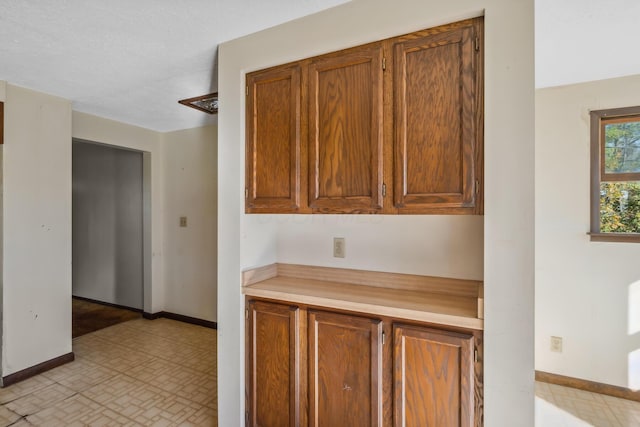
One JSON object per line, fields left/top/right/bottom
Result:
{"left": 2, "top": 1, "right": 639, "bottom": 131}
{"left": 0, "top": 0, "right": 348, "bottom": 131}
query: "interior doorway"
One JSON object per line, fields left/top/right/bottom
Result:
{"left": 72, "top": 139, "right": 144, "bottom": 336}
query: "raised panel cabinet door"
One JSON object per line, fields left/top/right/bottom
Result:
{"left": 247, "top": 300, "right": 305, "bottom": 427}
{"left": 246, "top": 64, "right": 302, "bottom": 213}
{"left": 308, "top": 45, "right": 385, "bottom": 213}
{"left": 308, "top": 310, "right": 383, "bottom": 427}
{"left": 393, "top": 19, "right": 482, "bottom": 213}
{"left": 393, "top": 324, "right": 475, "bottom": 427}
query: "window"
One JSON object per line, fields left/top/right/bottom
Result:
{"left": 590, "top": 106, "right": 640, "bottom": 242}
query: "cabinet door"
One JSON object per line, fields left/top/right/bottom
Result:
{"left": 393, "top": 324, "right": 475, "bottom": 427}
{"left": 247, "top": 300, "right": 306, "bottom": 427}
{"left": 309, "top": 310, "right": 383, "bottom": 426}
{"left": 393, "top": 20, "right": 482, "bottom": 213}
{"left": 246, "top": 64, "right": 303, "bottom": 213}
{"left": 308, "top": 45, "right": 385, "bottom": 213}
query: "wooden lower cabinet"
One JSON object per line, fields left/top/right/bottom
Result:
{"left": 246, "top": 300, "right": 306, "bottom": 427}
{"left": 246, "top": 298, "right": 481, "bottom": 427}
{"left": 393, "top": 324, "right": 475, "bottom": 427}
{"left": 308, "top": 310, "right": 383, "bottom": 427}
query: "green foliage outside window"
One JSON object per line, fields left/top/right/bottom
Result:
{"left": 600, "top": 182, "right": 640, "bottom": 232}
{"left": 601, "top": 120, "right": 640, "bottom": 233}
{"left": 604, "top": 121, "right": 640, "bottom": 174}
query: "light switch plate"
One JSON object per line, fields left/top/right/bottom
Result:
{"left": 333, "top": 237, "right": 345, "bottom": 258}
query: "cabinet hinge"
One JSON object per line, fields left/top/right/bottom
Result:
{"left": 245, "top": 309, "right": 249, "bottom": 320}
{"left": 246, "top": 85, "right": 249, "bottom": 96}
{"left": 382, "top": 57, "right": 386, "bottom": 71}
{"left": 382, "top": 331, "right": 385, "bottom": 345}
{"left": 382, "top": 183, "right": 387, "bottom": 197}
{"left": 475, "top": 180, "right": 479, "bottom": 195}
{"left": 474, "top": 349, "right": 478, "bottom": 363}
{"left": 474, "top": 36, "right": 480, "bottom": 52}
{"left": 245, "top": 188, "right": 249, "bottom": 199}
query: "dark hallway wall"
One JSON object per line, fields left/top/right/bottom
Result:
{"left": 72, "top": 140, "right": 143, "bottom": 309}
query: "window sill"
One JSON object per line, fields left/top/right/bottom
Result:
{"left": 588, "top": 232, "right": 640, "bottom": 243}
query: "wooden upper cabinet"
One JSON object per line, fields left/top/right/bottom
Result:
{"left": 246, "top": 64, "right": 304, "bottom": 213}
{"left": 308, "top": 45, "right": 385, "bottom": 213}
{"left": 393, "top": 324, "right": 475, "bottom": 427}
{"left": 393, "top": 19, "right": 483, "bottom": 214}
{"left": 246, "top": 300, "right": 306, "bottom": 427}
{"left": 308, "top": 310, "right": 383, "bottom": 427}
{"left": 244, "top": 17, "right": 483, "bottom": 215}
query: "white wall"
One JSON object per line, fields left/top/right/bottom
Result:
{"left": 74, "top": 113, "right": 219, "bottom": 321}
{"left": 72, "top": 111, "right": 164, "bottom": 314}
{"left": 162, "top": 125, "right": 217, "bottom": 322}
{"left": 536, "top": 74, "right": 640, "bottom": 389}
{"left": 217, "top": 0, "right": 535, "bottom": 426}
{"left": 3, "top": 84, "right": 72, "bottom": 376}
{"left": 0, "top": 88, "right": 217, "bottom": 377}
{"left": 275, "top": 215, "right": 483, "bottom": 279}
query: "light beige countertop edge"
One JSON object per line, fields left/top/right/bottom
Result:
{"left": 242, "top": 286, "right": 484, "bottom": 331}
{"left": 242, "top": 263, "right": 484, "bottom": 331}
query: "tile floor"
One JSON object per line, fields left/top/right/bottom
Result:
{"left": 0, "top": 318, "right": 217, "bottom": 426}
{"left": 536, "top": 381, "right": 640, "bottom": 427}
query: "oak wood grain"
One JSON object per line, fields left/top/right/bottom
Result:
{"left": 308, "top": 44, "right": 384, "bottom": 213}
{"left": 474, "top": 333, "right": 484, "bottom": 427}
{"left": 309, "top": 310, "right": 383, "bottom": 427}
{"left": 393, "top": 324, "right": 475, "bottom": 427}
{"left": 245, "top": 296, "right": 484, "bottom": 427}
{"left": 477, "top": 284, "right": 484, "bottom": 320}
{"left": 393, "top": 18, "right": 482, "bottom": 214}
{"left": 246, "top": 64, "right": 302, "bottom": 213}
{"left": 247, "top": 300, "right": 304, "bottom": 427}
{"left": 474, "top": 18, "right": 485, "bottom": 216}
{"left": 244, "top": 17, "right": 483, "bottom": 216}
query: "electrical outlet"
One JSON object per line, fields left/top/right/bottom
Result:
{"left": 550, "top": 336, "right": 563, "bottom": 353}
{"left": 180, "top": 216, "right": 187, "bottom": 227}
{"left": 333, "top": 237, "right": 345, "bottom": 258}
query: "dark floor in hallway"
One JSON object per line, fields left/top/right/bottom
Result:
{"left": 72, "top": 297, "right": 142, "bottom": 338}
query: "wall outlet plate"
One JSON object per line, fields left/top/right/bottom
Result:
{"left": 180, "top": 216, "right": 187, "bottom": 227}
{"left": 333, "top": 237, "right": 345, "bottom": 258}
{"left": 550, "top": 336, "right": 563, "bottom": 353}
